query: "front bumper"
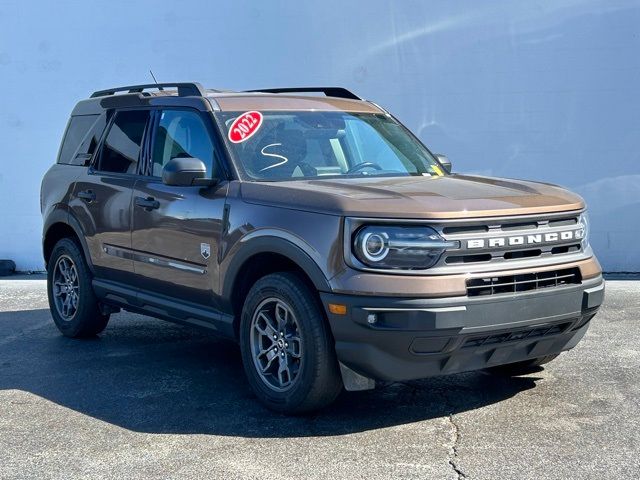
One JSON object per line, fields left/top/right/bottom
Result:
{"left": 321, "top": 275, "right": 605, "bottom": 382}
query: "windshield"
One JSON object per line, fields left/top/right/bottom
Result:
{"left": 216, "top": 111, "right": 445, "bottom": 181}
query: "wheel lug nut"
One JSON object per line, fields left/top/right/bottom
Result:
{"left": 285, "top": 343, "right": 289, "bottom": 347}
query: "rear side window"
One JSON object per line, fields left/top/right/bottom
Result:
{"left": 76, "top": 114, "right": 108, "bottom": 163}
{"left": 98, "top": 110, "right": 150, "bottom": 174}
{"left": 57, "top": 115, "right": 99, "bottom": 165}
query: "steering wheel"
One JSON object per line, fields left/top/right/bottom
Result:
{"left": 346, "top": 161, "right": 383, "bottom": 174}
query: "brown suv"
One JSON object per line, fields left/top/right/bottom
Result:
{"left": 41, "top": 82, "right": 604, "bottom": 413}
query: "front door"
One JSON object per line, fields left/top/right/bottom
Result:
{"left": 130, "top": 108, "right": 228, "bottom": 308}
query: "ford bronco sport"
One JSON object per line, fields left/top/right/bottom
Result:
{"left": 41, "top": 82, "right": 604, "bottom": 413}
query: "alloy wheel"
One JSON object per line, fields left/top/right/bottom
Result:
{"left": 249, "top": 297, "right": 303, "bottom": 392}
{"left": 52, "top": 255, "right": 80, "bottom": 321}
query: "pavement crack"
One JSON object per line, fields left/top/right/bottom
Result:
{"left": 446, "top": 413, "right": 467, "bottom": 479}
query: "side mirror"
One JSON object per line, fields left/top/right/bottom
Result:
{"left": 162, "top": 157, "right": 216, "bottom": 187}
{"left": 435, "top": 154, "right": 452, "bottom": 174}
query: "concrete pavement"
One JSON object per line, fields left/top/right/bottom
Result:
{"left": 0, "top": 275, "right": 638, "bottom": 479}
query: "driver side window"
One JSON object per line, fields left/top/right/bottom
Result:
{"left": 151, "top": 110, "right": 215, "bottom": 177}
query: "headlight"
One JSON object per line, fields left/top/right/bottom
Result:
{"left": 578, "top": 211, "right": 590, "bottom": 249}
{"left": 353, "top": 225, "right": 459, "bottom": 270}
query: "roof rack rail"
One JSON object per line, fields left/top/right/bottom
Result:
{"left": 90, "top": 82, "right": 207, "bottom": 98}
{"left": 245, "top": 87, "right": 361, "bottom": 100}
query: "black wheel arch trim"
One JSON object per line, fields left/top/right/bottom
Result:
{"left": 221, "top": 235, "right": 332, "bottom": 309}
{"left": 43, "top": 205, "right": 95, "bottom": 273}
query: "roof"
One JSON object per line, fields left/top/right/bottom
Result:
{"left": 72, "top": 83, "right": 384, "bottom": 115}
{"left": 210, "top": 93, "right": 382, "bottom": 113}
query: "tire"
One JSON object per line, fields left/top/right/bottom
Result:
{"left": 47, "top": 238, "right": 110, "bottom": 338}
{"left": 487, "top": 354, "right": 560, "bottom": 376}
{"left": 239, "top": 272, "right": 343, "bottom": 414}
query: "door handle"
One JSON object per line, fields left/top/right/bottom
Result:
{"left": 135, "top": 196, "right": 160, "bottom": 211}
{"left": 77, "top": 190, "right": 96, "bottom": 202}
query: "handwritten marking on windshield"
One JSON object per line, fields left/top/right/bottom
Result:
{"left": 259, "top": 143, "right": 289, "bottom": 171}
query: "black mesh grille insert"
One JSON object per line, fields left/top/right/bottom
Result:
{"left": 466, "top": 267, "right": 582, "bottom": 297}
{"left": 462, "top": 321, "right": 573, "bottom": 348}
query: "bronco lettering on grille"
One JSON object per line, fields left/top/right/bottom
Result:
{"left": 467, "top": 229, "right": 584, "bottom": 249}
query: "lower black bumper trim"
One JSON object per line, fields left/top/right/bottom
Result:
{"left": 321, "top": 276, "right": 604, "bottom": 381}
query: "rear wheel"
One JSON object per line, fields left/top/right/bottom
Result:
{"left": 47, "top": 238, "right": 109, "bottom": 338}
{"left": 239, "top": 272, "right": 342, "bottom": 414}
{"left": 487, "top": 354, "right": 560, "bottom": 375}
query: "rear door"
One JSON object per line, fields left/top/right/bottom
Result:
{"left": 70, "top": 109, "right": 151, "bottom": 284}
{"left": 130, "top": 108, "right": 228, "bottom": 308}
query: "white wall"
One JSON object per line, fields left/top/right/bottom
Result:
{"left": 1, "top": 0, "right": 638, "bottom": 271}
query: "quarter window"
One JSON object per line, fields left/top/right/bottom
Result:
{"left": 151, "top": 110, "right": 215, "bottom": 177}
{"left": 77, "top": 113, "right": 107, "bottom": 162}
{"left": 57, "top": 115, "right": 99, "bottom": 165}
{"left": 98, "top": 110, "right": 150, "bottom": 174}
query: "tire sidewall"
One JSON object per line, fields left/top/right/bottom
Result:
{"left": 240, "top": 274, "right": 327, "bottom": 410}
{"left": 47, "top": 238, "right": 99, "bottom": 337}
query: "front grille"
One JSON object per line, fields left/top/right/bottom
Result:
{"left": 466, "top": 267, "right": 581, "bottom": 297}
{"left": 462, "top": 321, "right": 573, "bottom": 348}
{"left": 442, "top": 215, "right": 579, "bottom": 236}
{"left": 436, "top": 214, "right": 584, "bottom": 269}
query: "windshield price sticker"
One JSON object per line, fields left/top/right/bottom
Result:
{"left": 228, "top": 111, "right": 263, "bottom": 143}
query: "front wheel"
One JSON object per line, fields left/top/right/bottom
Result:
{"left": 239, "top": 272, "right": 342, "bottom": 414}
{"left": 47, "top": 238, "right": 110, "bottom": 338}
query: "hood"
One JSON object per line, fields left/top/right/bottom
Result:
{"left": 239, "top": 174, "right": 585, "bottom": 219}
